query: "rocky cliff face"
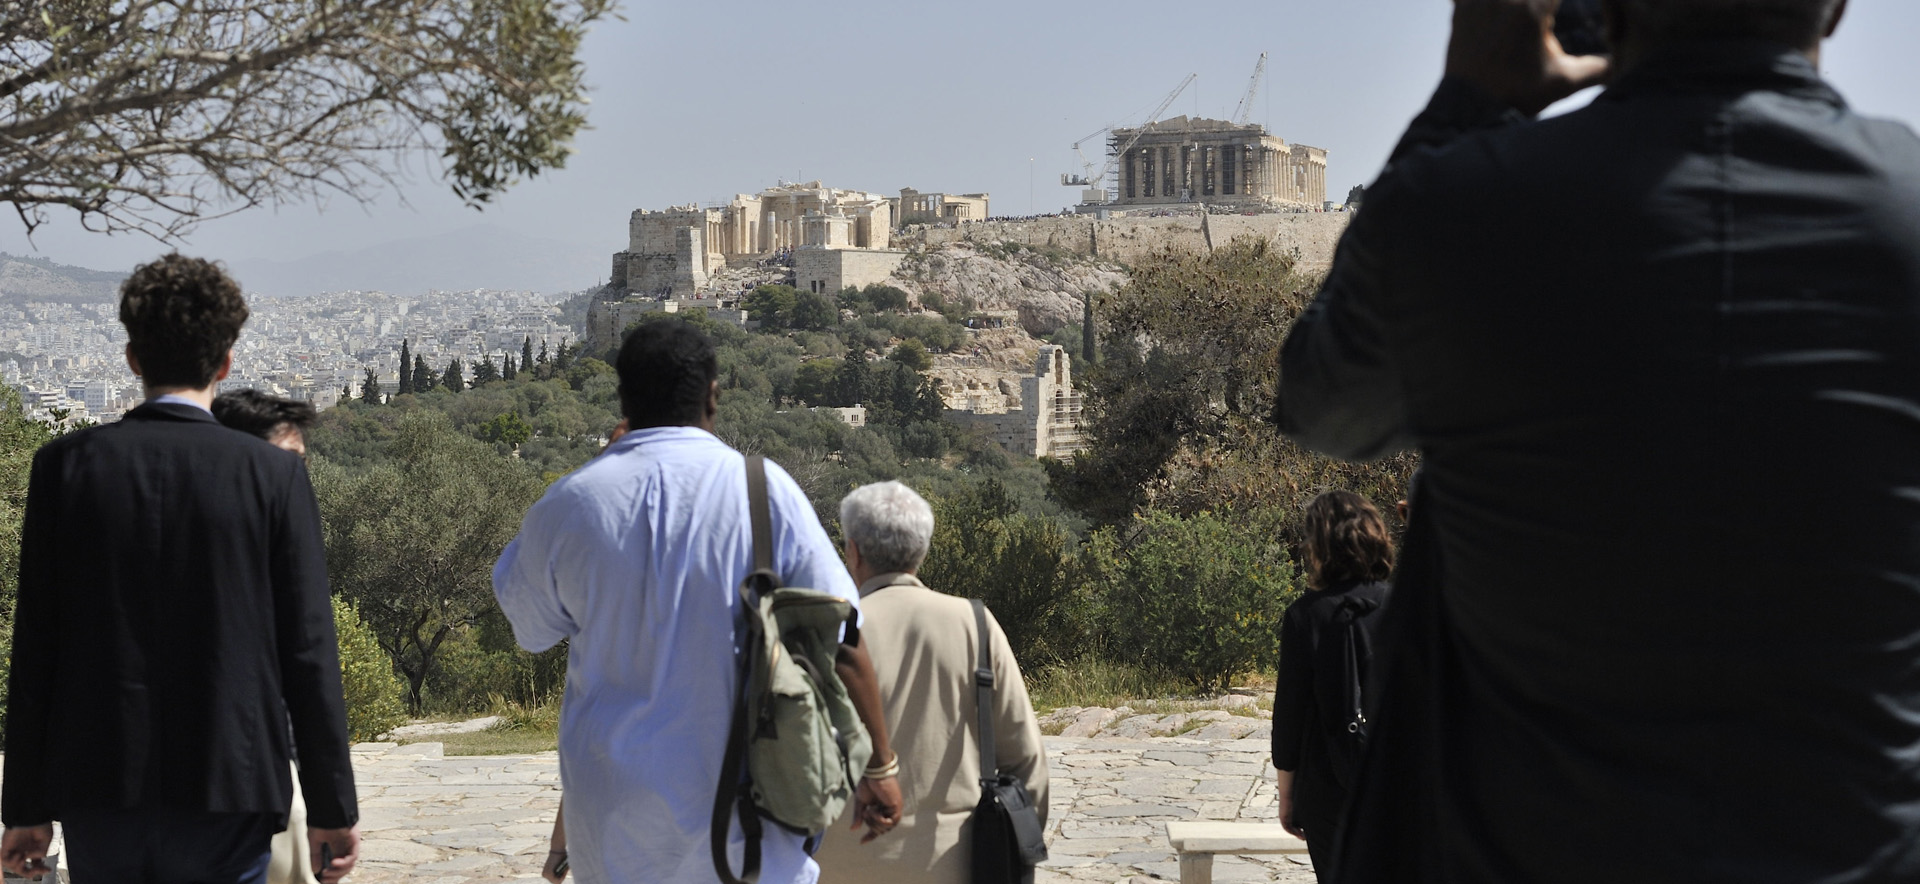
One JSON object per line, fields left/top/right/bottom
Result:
{"left": 893, "top": 243, "right": 1125, "bottom": 337}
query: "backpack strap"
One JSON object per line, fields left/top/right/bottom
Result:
{"left": 745, "top": 454, "right": 775, "bottom": 583}
{"left": 1340, "top": 596, "right": 1381, "bottom": 734}
{"left": 712, "top": 455, "right": 777, "bottom": 884}
{"left": 711, "top": 662, "right": 763, "bottom": 884}
{"left": 972, "top": 599, "right": 998, "bottom": 784}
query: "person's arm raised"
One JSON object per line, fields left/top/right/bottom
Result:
{"left": 1276, "top": 0, "right": 1608, "bottom": 460}
{"left": 1446, "top": 0, "right": 1609, "bottom": 118}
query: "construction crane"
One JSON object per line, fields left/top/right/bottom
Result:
{"left": 1231, "top": 52, "right": 1268, "bottom": 125}
{"left": 1060, "top": 125, "right": 1113, "bottom": 190}
{"left": 1061, "top": 73, "right": 1197, "bottom": 205}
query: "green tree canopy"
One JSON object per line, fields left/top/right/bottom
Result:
{"left": 312, "top": 412, "right": 546, "bottom": 711}
{"left": 1050, "top": 237, "right": 1417, "bottom": 549}
{"left": 745, "top": 284, "right": 799, "bottom": 332}
{"left": 888, "top": 339, "right": 932, "bottom": 372}
{"left": 472, "top": 355, "right": 500, "bottom": 387}
{"left": 4, "top": 0, "right": 616, "bottom": 240}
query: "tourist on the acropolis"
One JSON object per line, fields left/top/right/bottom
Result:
{"left": 0, "top": 255, "right": 360, "bottom": 883}
{"left": 1270, "top": 490, "right": 1394, "bottom": 882}
{"left": 812, "top": 481, "right": 1049, "bottom": 884}
{"left": 492, "top": 318, "right": 901, "bottom": 884}
{"left": 1276, "top": 0, "right": 1920, "bottom": 881}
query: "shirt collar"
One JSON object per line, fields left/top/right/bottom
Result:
{"left": 857, "top": 572, "right": 925, "bottom": 598}
{"left": 1602, "top": 39, "right": 1843, "bottom": 108}
{"left": 148, "top": 393, "right": 213, "bottom": 415}
{"left": 607, "top": 425, "right": 719, "bottom": 450}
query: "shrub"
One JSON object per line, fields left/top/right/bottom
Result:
{"left": 1087, "top": 509, "right": 1301, "bottom": 691}
{"left": 919, "top": 480, "right": 1089, "bottom": 665}
{"left": 333, "top": 596, "right": 408, "bottom": 741}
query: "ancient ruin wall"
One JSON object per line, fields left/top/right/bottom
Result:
{"left": 911, "top": 212, "right": 1351, "bottom": 270}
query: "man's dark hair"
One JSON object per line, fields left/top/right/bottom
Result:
{"left": 118, "top": 254, "right": 249, "bottom": 389}
{"left": 616, "top": 318, "right": 719, "bottom": 428}
{"left": 1625, "top": 0, "right": 1843, "bottom": 48}
{"left": 1304, "top": 490, "right": 1396, "bottom": 590}
{"left": 211, "top": 389, "right": 318, "bottom": 442}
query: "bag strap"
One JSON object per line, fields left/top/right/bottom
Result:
{"left": 745, "top": 455, "right": 775, "bottom": 581}
{"left": 972, "top": 599, "right": 998, "bottom": 784}
{"left": 711, "top": 662, "right": 763, "bottom": 884}
{"left": 711, "top": 455, "right": 777, "bottom": 884}
{"left": 1340, "top": 596, "right": 1380, "bottom": 732}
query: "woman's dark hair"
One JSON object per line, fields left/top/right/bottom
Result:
{"left": 1304, "top": 490, "right": 1395, "bottom": 590}
{"left": 118, "top": 254, "right": 249, "bottom": 389}
{"left": 212, "top": 389, "right": 317, "bottom": 442}
{"left": 615, "top": 318, "right": 718, "bottom": 428}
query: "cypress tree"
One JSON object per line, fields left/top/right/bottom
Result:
{"left": 1082, "top": 293, "right": 1097, "bottom": 366}
{"left": 397, "top": 340, "right": 414, "bottom": 395}
{"left": 413, "top": 355, "right": 435, "bottom": 392}
{"left": 443, "top": 358, "right": 465, "bottom": 393}
{"left": 472, "top": 355, "right": 499, "bottom": 387}
{"left": 360, "top": 367, "right": 381, "bottom": 404}
{"left": 523, "top": 336, "right": 535, "bottom": 374}
{"left": 502, "top": 354, "right": 517, "bottom": 381}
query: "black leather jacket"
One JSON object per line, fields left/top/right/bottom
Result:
{"left": 1279, "top": 42, "right": 1920, "bottom": 884}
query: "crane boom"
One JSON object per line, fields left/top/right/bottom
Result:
{"left": 1094, "top": 73, "right": 1196, "bottom": 192}
{"left": 1232, "top": 52, "right": 1268, "bottom": 125}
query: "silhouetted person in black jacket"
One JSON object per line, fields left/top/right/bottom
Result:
{"left": 1277, "top": 1, "right": 1920, "bottom": 881}
{"left": 2, "top": 255, "right": 360, "bottom": 883}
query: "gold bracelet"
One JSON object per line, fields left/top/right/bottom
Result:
{"left": 864, "top": 755, "right": 900, "bottom": 779}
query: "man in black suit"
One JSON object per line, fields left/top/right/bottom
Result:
{"left": 1279, "top": 1, "right": 1920, "bottom": 881}
{"left": 1, "top": 255, "right": 360, "bottom": 883}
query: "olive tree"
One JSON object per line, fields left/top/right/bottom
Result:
{"left": 3, "top": 0, "right": 616, "bottom": 240}
{"left": 312, "top": 411, "right": 545, "bottom": 711}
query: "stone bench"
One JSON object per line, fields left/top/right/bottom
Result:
{"left": 1164, "top": 821, "right": 1309, "bottom": 884}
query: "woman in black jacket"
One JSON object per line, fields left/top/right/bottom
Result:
{"left": 1273, "top": 490, "right": 1395, "bottom": 880}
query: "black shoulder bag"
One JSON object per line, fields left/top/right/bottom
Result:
{"left": 969, "top": 599, "right": 1048, "bottom": 884}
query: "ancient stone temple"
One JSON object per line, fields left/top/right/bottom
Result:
{"left": 607, "top": 181, "right": 898, "bottom": 299}
{"left": 1108, "top": 116, "right": 1328, "bottom": 210}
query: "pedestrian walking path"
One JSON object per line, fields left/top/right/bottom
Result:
{"left": 338, "top": 732, "right": 1314, "bottom": 883}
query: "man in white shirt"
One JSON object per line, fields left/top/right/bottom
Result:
{"left": 494, "top": 319, "right": 900, "bottom": 883}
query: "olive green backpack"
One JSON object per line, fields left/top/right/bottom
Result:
{"left": 711, "top": 455, "right": 872, "bottom": 884}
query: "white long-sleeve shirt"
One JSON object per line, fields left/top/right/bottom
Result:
{"left": 493, "top": 426, "right": 858, "bottom": 884}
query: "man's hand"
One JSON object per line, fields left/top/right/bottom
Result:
{"left": 0, "top": 825, "right": 53, "bottom": 880}
{"left": 308, "top": 825, "right": 360, "bottom": 884}
{"left": 851, "top": 771, "right": 904, "bottom": 844}
{"left": 1447, "top": 0, "right": 1610, "bottom": 116}
{"left": 1275, "top": 769, "right": 1305, "bottom": 839}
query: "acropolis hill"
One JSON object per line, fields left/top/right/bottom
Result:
{"left": 586, "top": 178, "right": 1351, "bottom": 457}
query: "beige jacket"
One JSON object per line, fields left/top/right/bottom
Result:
{"left": 814, "top": 574, "right": 1049, "bottom": 884}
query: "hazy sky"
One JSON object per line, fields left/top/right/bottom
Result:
{"left": 10, "top": 0, "right": 1920, "bottom": 279}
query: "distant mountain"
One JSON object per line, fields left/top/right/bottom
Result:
{"left": 0, "top": 253, "right": 126, "bottom": 303}
{"left": 229, "top": 223, "right": 608, "bottom": 297}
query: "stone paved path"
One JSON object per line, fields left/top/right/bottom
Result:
{"left": 341, "top": 733, "right": 1315, "bottom": 883}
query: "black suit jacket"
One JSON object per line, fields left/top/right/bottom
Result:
{"left": 3, "top": 401, "right": 357, "bottom": 829}
{"left": 1279, "top": 43, "right": 1920, "bottom": 883}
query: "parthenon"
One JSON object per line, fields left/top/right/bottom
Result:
{"left": 1108, "top": 116, "right": 1328, "bottom": 210}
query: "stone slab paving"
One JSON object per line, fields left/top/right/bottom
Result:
{"left": 4, "top": 721, "right": 1318, "bottom": 883}
{"left": 340, "top": 729, "right": 1313, "bottom": 883}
